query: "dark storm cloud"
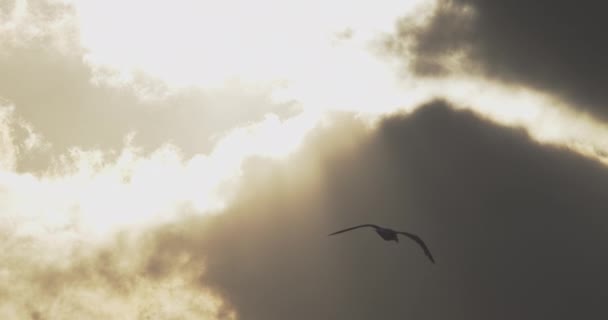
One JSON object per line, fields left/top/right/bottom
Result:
{"left": 386, "top": 0, "right": 608, "bottom": 120}
{"left": 103, "top": 100, "right": 608, "bottom": 319}
{"left": 0, "top": 1, "right": 297, "bottom": 173}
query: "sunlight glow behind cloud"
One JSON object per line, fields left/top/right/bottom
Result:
{"left": 65, "top": 0, "right": 608, "bottom": 162}
{"left": 2, "top": 0, "right": 608, "bottom": 240}
{"left": 71, "top": 0, "right": 424, "bottom": 88}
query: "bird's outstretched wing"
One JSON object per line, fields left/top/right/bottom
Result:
{"left": 328, "top": 224, "right": 379, "bottom": 236}
{"left": 396, "top": 231, "right": 435, "bottom": 264}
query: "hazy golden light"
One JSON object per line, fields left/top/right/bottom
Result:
{"left": 3, "top": 1, "right": 608, "bottom": 318}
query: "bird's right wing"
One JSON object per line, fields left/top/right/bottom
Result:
{"left": 396, "top": 231, "right": 435, "bottom": 264}
{"left": 328, "top": 224, "right": 379, "bottom": 236}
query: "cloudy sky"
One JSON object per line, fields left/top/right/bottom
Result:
{"left": 1, "top": 0, "right": 608, "bottom": 318}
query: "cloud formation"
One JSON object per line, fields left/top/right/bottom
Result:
{"left": 0, "top": 0, "right": 297, "bottom": 172}
{"left": 387, "top": 0, "right": 608, "bottom": 120}
{"left": 18, "top": 101, "right": 605, "bottom": 319}
{"left": 193, "top": 101, "right": 608, "bottom": 319}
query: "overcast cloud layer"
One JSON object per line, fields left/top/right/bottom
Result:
{"left": 387, "top": 0, "right": 608, "bottom": 120}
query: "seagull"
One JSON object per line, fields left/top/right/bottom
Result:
{"left": 329, "top": 224, "right": 435, "bottom": 263}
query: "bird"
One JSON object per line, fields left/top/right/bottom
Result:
{"left": 328, "top": 224, "right": 435, "bottom": 263}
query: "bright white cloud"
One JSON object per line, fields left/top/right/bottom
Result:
{"left": 0, "top": 113, "right": 318, "bottom": 242}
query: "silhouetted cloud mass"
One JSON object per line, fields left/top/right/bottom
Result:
{"left": 5, "top": 100, "right": 608, "bottom": 318}
{"left": 387, "top": 0, "right": 608, "bottom": 120}
{"left": 105, "top": 101, "right": 608, "bottom": 319}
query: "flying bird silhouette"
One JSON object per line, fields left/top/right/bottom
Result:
{"left": 329, "top": 224, "right": 435, "bottom": 263}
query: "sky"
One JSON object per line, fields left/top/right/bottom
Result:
{"left": 1, "top": 0, "right": 608, "bottom": 318}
